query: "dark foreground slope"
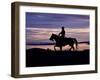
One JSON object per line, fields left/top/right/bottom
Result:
{"left": 26, "top": 48, "right": 89, "bottom": 67}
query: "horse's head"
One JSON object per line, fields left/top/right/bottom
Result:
{"left": 49, "top": 33, "right": 59, "bottom": 41}
{"left": 49, "top": 34, "right": 55, "bottom": 41}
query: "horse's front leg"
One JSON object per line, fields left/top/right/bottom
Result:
{"left": 72, "top": 46, "right": 75, "bottom": 51}
{"left": 54, "top": 45, "right": 56, "bottom": 51}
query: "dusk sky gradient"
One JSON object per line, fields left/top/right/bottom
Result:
{"left": 26, "top": 12, "right": 90, "bottom": 44}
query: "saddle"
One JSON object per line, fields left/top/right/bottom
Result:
{"left": 58, "top": 36, "right": 66, "bottom": 45}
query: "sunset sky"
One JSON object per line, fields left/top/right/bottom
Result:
{"left": 26, "top": 12, "right": 89, "bottom": 45}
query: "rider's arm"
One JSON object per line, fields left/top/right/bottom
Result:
{"left": 58, "top": 32, "right": 61, "bottom": 36}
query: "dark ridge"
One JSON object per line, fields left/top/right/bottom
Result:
{"left": 26, "top": 48, "right": 90, "bottom": 67}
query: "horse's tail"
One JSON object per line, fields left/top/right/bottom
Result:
{"left": 73, "top": 38, "right": 78, "bottom": 49}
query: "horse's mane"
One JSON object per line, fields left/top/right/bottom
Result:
{"left": 52, "top": 34, "right": 59, "bottom": 38}
{"left": 52, "top": 33, "right": 58, "bottom": 36}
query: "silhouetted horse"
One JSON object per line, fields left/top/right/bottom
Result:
{"left": 49, "top": 34, "right": 78, "bottom": 51}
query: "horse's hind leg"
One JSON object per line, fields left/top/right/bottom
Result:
{"left": 69, "top": 47, "right": 72, "bottom": 51}
{"left": 69, "top": 46, "right": 72, "bottom": 51}
{"left": 69, "top": 44, "right": 74, "bottom": 51}
{"left": 73, "top": 38, "right": 78, "bottom": 50}
{"left": 60, "top": 46, "right": 62, "bottom": 51}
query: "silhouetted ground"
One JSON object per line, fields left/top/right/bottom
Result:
{"left": 26, "top": 48, "right": 89, "bottom": 67}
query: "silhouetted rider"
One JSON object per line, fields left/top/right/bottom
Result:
{"left": 58, "top": 26, "right": 65, "bottom": 38}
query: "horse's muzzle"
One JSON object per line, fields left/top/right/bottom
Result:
{"left": 49, "top": 38, "right": 53, "bottom": 41}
